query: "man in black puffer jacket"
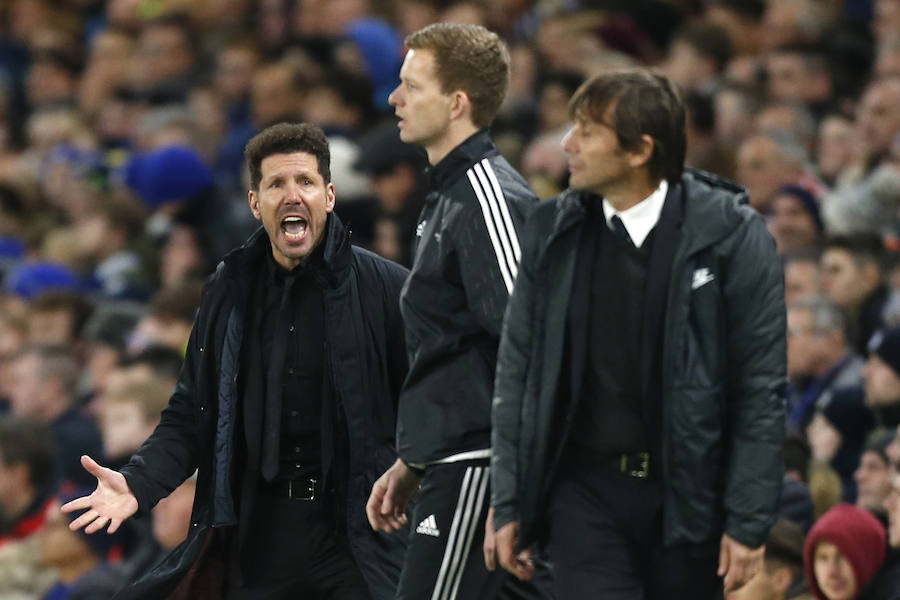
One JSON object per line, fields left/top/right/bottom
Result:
{"left": 490, "top": 70, "right": 787, "bottom": 599}
{"left": 63, "top": 123, "right": 409, "bottom": 599}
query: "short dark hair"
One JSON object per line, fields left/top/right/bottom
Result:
{"left": 244, "top": 122, "right": 331, "bottom": 190}
{"left": 824, "top": 233, "right": 885, "bottom": 271}
{"left": 0, "top": 416, "right": 56, "bottom": 492}
{"left": 568, "top": 69, "right": 687, "bottom": 183}
{"left": 31, "top": 291, "right": 95, "bottom": 340}
{"left": 406, "top": 23, "right": 510, "bottom": 129}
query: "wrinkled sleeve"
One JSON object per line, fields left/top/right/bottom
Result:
{"left": 721, "top": 208, "right": 787, "bottom": 548}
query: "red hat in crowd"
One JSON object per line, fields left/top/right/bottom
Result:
{"left": 804, "top": 503, "right": 886, "bottom": 599}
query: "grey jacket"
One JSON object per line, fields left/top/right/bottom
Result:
{"left": 491, "top": 170, "right": 787, "bottom": 549}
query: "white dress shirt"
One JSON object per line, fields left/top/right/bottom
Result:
{"left": 601, "top": 180, "right": 669, "bottom": 248}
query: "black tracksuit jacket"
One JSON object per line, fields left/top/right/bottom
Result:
{"left": 396, "top": 129, "right": 538, "bottom": 467}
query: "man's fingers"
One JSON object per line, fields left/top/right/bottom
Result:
{"left": 60, "top": 495, "right": 93, "bottom": 513}
{"left": 718, "top": 535, "right": 730, "bottom": 577}
{"left": 81, "top": 455, "right": 105, "bottom": 479}
{"left": 69, "top": 509, "right": 99, "bottom": 531}
{"left": 85, "top": 516, "right": 110, "bottom": 534}
{"left": 108, "top": 519, "right": 123, "bottom": 534}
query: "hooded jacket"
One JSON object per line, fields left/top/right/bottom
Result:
{"left": 492, "top": 170, "right": 787, "bottom": 549}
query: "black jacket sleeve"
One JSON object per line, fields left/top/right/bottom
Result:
{"left": 490, "top": 214, "right": 540, "bottom": 532}
{"left": 450, "top": 184, "right": 526, "bottom": 338}
{"left": 720, "top": 207, "right": 787, "bottom": 548}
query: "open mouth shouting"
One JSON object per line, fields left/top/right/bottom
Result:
{"left": 281, "top": 215, "right": 308, "bottom": 241}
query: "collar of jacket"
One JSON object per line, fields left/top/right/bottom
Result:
{"left": 425, "top": 128, "right": 498, "bottom": 192}
{"left": 218, "top": 212, "right": 353, "bottom": 289}
{"left": 549, "top": 168, "right": 749, "bottom": 257}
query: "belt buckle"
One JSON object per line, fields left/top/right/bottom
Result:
{"left": 620, "top": 452, "right": 650, "bottom": 479}
{"left": 288, "top": 478, "right": 316, "bottom": 500}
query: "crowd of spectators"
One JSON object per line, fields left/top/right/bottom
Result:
{"left": 0, "top": 0, "right": 898, "bottom": 598}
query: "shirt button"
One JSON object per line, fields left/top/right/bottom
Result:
{"left": 295, "top": 464, "right": 301, "bottom": 469}
{"left": 289, "top": 325, "right": 294, "bottom": 332}
{"left": 288, "top": 367, "right": 295, "bottom": 375}
{"left": 294, "top": 447, "right": 301, "bottom": 453}
{"left": 290, "top": 410, "right": 298, "bottom": 417}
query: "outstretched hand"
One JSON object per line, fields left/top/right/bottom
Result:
{"left": 60, "top": 455, "right": 139, "bottom": 535}
{"left": 366, "top": 458, "right": 421, "bottom": 533}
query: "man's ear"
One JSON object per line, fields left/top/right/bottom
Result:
{"left": 326, "top": 183, "right": 336, "bottom": 213}
{"left": 770, "top": 565, "right": 793, "bottom": 594}
{"left": 627, "top": 134, "right": 655, "bottom": 169}
{"left": 248, "top": 189, "right": 261, "bottom": 221}
{"left": 449, "top": 90, "right": 472, "bottom": 123}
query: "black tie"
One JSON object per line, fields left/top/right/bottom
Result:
{"left": 261, "top": 271, "right": 298, "bottom": 482}
{"left": 609, "top": 215, "right": 634, "bottom": 247}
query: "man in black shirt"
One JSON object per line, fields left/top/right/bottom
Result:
{"left": 490, "top": 70, "right": 786, "bottom": 599}
{"left": 62, "top": 123, "right": 410, "bottom": 599}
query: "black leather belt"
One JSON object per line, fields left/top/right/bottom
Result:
{"left": 603, "top": 452, "right": 651, "bottom": 479}
{"left": 265, "top": 477, "right": 319, "bottom": 500}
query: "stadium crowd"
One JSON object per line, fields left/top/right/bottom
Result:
{"left": 0, "top": 0, "right": 898, "bottom": 598}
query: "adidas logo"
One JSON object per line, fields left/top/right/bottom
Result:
{"left": 416, "top": 514, "right": 440, "bottom": 537}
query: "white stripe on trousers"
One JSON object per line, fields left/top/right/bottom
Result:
{"left": 430, "top": 466, "right": 491, "bottom": 600}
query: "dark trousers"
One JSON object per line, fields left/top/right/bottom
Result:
{"left": 546, "top": 467, "right": 721, "bottom": 600}
{"left": 396, "top": 460, "right": 551, "bottom": 600}
{"left": 226, "top": 485, "right": 370, "bottom": 599}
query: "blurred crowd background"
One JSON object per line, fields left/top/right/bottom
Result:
{"left": 0, "top": 0, "right": 899, "bottom": 598}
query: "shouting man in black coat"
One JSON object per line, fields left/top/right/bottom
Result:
{"left": 489, "top": 70, "right": 787, "bottom": 598}
{"left": 63, "top": 123, "right": 410, "bottom": 599}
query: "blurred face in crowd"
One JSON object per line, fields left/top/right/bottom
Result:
{"left": 873, "top": 0, "right": 900, "bottom": 43}
{"left": 152, "top": 478, "right": 196, "bottom": 549}
{"left": 807, "top": 413, "right": 842, "bottom": 463}
{"left": 101, "top": 399, "right": 155, "bottom": 460}
{"left": 214, "top": 46, "right": 258, "bottom": 104}
{"left": 249, "top": 152, "right": 335, "bottom": 270}
{"left": 787, "top": 307, "right": 827, "bottom": 377}
{"left": 0, "top": 450, "right": 28, "bottom": 519}
{"left": 389, "top": 48, "right": 456, "bottom": 158}
{"left": 857, "top": 79, "right": 900, "bottom": 162}
{"left": 784, "top": 260, "right": 821, "bottom": 305}
{"left": 821, "top": 248, "right": 874, "bottom": 311}
{"left": 662, "top": 40, "right": 715, "bottom": 93}
{"left": 136, "top": 23, "right": 193, "bottom": 86}
{"left": 766, "top": 53, "right": 808, "bottom": 103}
{"left": 813, "top": 541, "right": 857, "bottom": 600}
{"left": 28, "top": 308, "right": 75, "bottom": 345}
{"left": 736, "top": 135, "right": 800, "bottom": 212}
{"left": 875, "top": 45, "right": 900, "bottom": 78}
{"left": 251, "top": 64, "right": 299, "bottom": 127}
{"left": 39, "top": 501, "right": 98, "bottom": 571}
{"left": 887, "top": 426, "right": 900, "bottom": 467}
{"left": 768, "top": 193, "right": 820, "bottom": 255}
{"left": 817, "top": 115, "right": 860, "bottom": 181}
{"left": 855, "top": 450, "right": 893, "bottom": 512}
{"left": 726, "top": 561, "right": 793, "bottom": 600}
{"left": 8, "top": 354, "right": 46, "bottom": 419}
{"left": 884, "top": 473, "right": 900, "bottom": 547}
{"left": 864, "top": 354, "right": 900, "bottom": 406}
{"left": 714, "top": 88, "right": 755, "bottom": 144}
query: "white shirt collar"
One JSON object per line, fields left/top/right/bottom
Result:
{"left": 601, "top": 179, "right": 668, "bottom": 248}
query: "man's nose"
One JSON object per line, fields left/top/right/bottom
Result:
{"left": 388, "top": 86, "right": 401, "bottom": 107}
